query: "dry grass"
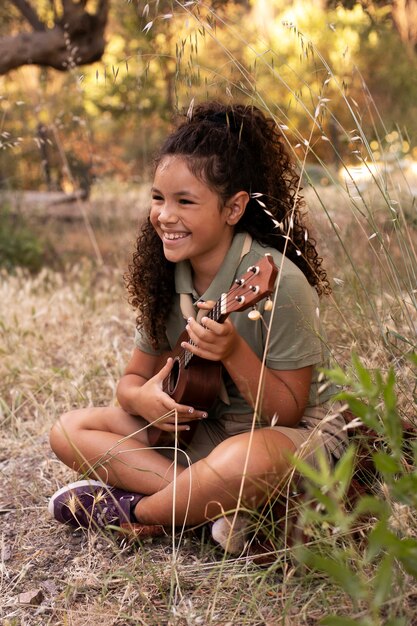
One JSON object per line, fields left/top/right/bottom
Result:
{"left": 0, "top": 260, "right": 348, "bottom": 625}
{"left": 1, "top": 181, "right": 416, "bottom": 625}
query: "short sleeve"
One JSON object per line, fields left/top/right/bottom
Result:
{"left": 263, "top": 272, "right": 323, "bottom": 370}
{"left": 134, "top": 326, "right": 169, "bottom": 356}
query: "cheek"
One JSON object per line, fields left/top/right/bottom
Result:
{"left": 149, "top": 207, "right": 159, "bottom": 228}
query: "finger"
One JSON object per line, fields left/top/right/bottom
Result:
{"left": 161, "top": 393, "right": 200, "bottom": 417}
{"left": 164, "top": 416, "right": 206, "bottom": 426}
{"left": 156, "top": 397, "right": 208, "bottom": 421}
{"left": 155, "top": 422, "right": 192, "bottom": 433}
{"left": 151, "top": 409, "right": 191, "bottom": 428}
{"left": 201, "top": 316, "right": 234, "bottom": 338}
{"left": 181, "top": 338, "right": 202, "bottom": 355}
{"left": 184, "top": 328, "right": 205, "bottom": 352}
{"left": 186, "top": 316, "right": 205, "bottom": 334}
{"left": 179, "top": 410, "right": 208, "bottom": 420}
{"left": 154, "top": 357, "right": 175, "bottom": 380}
{"left": 173, "top": 404, "right": 208, "bottom": 419}
{"left": 198, "top": 316, "right": 224, "bottom": 334}
{"left": 180, "top": 340, "right": 218, "bottom": 362}
{"left": 184, "top": 324, "right": 204, "bottom": 347}
{"left": 196, "top": 299, "right": 216, "bottom": 311}
{"left": 186, "top": 318, "right": 216, "bottom": 344}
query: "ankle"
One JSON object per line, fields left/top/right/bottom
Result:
{"left": 133, "top": 496, "right": 149, "bottom": 523}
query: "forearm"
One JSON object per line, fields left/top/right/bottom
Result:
{"left": 222, "top": 337, "right": 310, "bottom": 426}
{"left": 116, "top": 374, "right": 148, "bottom": 415}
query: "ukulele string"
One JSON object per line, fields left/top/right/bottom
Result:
{"left": 175, "top": 278, "right": 263, "bottom": 369}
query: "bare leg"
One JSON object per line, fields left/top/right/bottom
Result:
{"left": 50, "top": 409, "right": 296, "bottom": 527}
{"left": 134, "top": 429, "right": 297, "bottom": 526}
{"left": 49, "top": 407, "right": 188, "bottom": 494}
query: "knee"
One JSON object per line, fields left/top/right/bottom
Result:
{"left": 203, "top": 431, "right": 291, "bottom": 481}
{"left": 202, "top": 436, "right": 254, "bottom": 482}
{"left": 49, "top": 410, "right": 79, "bottom": 456}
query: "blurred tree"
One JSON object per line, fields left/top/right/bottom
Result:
{"left": 0, "top": 0, "right": 109, "bottom": 74}
{"left": 1, "top": 0, "right": 417, "bottom": 191}
{"left": 1, "top": 1, "right": 416, "bottom": 77}
{"left": 327, "top": 0, "right": 417, "bottom": 55}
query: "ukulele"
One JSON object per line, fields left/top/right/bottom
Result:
{"left": 159, "top": 254, "right": 278, "bottom": 411}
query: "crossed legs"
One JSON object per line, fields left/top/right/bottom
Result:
{"left": 49, "top": 406, "right": 296, "bottom": 527}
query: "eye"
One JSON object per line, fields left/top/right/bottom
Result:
{"left": 151, "top": 193, "right": 164, "bottom": 202}
{"left": 179, "top": 198, "right": 193, "bottom": 205}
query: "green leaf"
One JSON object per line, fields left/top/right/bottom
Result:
{"left": 323, "top": 366, "right": 350, "bottom": 386}
{"left": 290, "top": 454, "right": 326, "bottom": 485}
{"left": 395, "top": 538, "right": 417, "bottom": 579}
{"left": 373, "top": 451, "right": 401, "bottom": 476}
{"left": 381, "top": 368, "right": 403, "bottom": 453}
{"left": 368, "top": 525, "right": 417, "bottom": 578}
{"left": 367, "top": 521, "right": 396, "bottom": 561}
{"left": 342, "top": 397, "right": 371, "bottom": 421}
{"left": 334, "top": 445, "right": 355, "bottom": 496}
{"left": 352, "top": 495, "right": 389, "bottom": 520}
{"left": 352, "top": 352, "right": 375, "bottom": 393}
{"left": 299, "top": 549, "right": 366, "bottom": 600}
{"left": 372, "top": 552, "right": 394, "bottom": 609}
{"left": 391, "top": 474, "right": 417, "bottom": 507}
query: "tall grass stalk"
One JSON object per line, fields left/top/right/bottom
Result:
{"left": 165, "top": 2, "right": 417, "bottom": 370}
{"left": 1, "top": 2, "right": 417, "bottom": 624}
{"left": 140, "top": 3, "right": 417, "bottom": 623}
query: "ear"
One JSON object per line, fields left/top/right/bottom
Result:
{"left": 225, "top": 191, "right": 249, "bottom": 225}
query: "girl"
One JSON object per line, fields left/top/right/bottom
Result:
{"left": 49, "top": 102, "right": 348, "bottom": 553}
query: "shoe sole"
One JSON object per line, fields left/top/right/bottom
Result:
{"left": 48, "top": 479, "right": 106, "bottom": 517}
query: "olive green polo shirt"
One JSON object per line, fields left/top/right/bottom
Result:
{"left": 134, "top": 231, "right": 335, "bottom": 418}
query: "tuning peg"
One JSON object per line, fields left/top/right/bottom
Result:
{"left": 248, "top": 307, "right": 261, "bottom": 321}
{"left": 264, "top": 298, "right": 273, "bottom": 311}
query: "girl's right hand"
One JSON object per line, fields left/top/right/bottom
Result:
{"left": 130, "top": 358, "right": 208, "bottom": 432}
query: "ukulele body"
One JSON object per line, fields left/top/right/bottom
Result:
{"left": 158, "top": 329, "right": 222, "bottom": 410}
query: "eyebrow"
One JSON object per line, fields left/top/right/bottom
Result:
{"left": 151, "top": 186, "right": 199, "bottom": 198}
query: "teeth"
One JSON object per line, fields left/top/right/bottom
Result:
{"left": 164, "top": 232, "right": 188, "bottom": 240}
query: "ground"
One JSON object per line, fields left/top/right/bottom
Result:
{"left": 1, "top": 183, "right": 416, "bottom": 625}
{"left": 0, "top": 261, "right": 321, "bottom": 626}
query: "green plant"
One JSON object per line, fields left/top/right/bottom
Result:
{"left": 292, "top": 353, "right": 417, "bottom": 625}
{"left": 0, "top": 203, "right": 46, "bottom": 271}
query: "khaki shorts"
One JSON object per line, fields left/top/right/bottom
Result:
{"left": 159, "top": 401, "right": 349, "bottom": 469}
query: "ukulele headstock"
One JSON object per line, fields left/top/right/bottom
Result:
{"left": 224, "top": 254, "right": 278, "bottom": 315}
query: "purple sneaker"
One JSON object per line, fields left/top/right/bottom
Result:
{"left": 48, "top": 480, "right": 143, "bottom": 530}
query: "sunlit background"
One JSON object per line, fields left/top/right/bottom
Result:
{"left": 2, "top": 0, "right": 417, "bottom": 193}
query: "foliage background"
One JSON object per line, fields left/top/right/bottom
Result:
{"left": 1, "top": 2, "right": 417, "bottom": 625}
{"left": 2, "top": 0, "right": 417, "bottom": 191}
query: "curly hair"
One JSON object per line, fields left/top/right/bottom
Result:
{"left": 126, "top": 101, "right": 331, "bottom": 349}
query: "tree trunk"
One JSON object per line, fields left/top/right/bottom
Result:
{"left": 391, "top": 0, "right": 417, "bottom": 55}
{"left": 0, "top": 0, "right": 109, "bottom": 74}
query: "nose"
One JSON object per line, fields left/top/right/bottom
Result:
{"left": 157, "top": 200, "right": 178, "bottom": 224}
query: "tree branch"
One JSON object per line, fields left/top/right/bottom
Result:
{"left": 10, "top": 0, "right": 46, "bottom": 31}
{"left": 0, "top": 0, "right": 109, "bottom": 74}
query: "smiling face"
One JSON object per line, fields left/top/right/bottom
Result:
{"left": 150, "top": 156, "right": 246, "bottom": 282}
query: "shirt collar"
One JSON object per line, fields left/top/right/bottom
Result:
{"left": 174, "top": 231, "right": 249, "bottom": 302}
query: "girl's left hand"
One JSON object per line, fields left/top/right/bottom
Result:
{"left": 181, "top": 300, "right": 240, "bottom": 362}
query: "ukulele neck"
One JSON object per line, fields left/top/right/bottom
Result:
{"left": 183, "top": 294, "right": 228, "bottom": 367}
{"left": 206, "top": 295, "right": 228, "bottom": 324}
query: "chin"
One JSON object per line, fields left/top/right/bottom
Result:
{"left": 163, "top": 249, "right": 185, "bottom": 263}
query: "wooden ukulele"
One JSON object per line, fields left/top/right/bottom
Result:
{"left": 159, "top": 254, "right": 278, "bottom": 411}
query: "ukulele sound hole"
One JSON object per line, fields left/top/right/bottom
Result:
{"left": 168, "top": 358, "right": 180, "bottom": 394}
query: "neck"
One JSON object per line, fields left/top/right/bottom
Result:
{"left": 192, "top": 274, "right": 212, "bottom": 296}
{"left": 191, "top": 231, "right": 234, "bottom": 295}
